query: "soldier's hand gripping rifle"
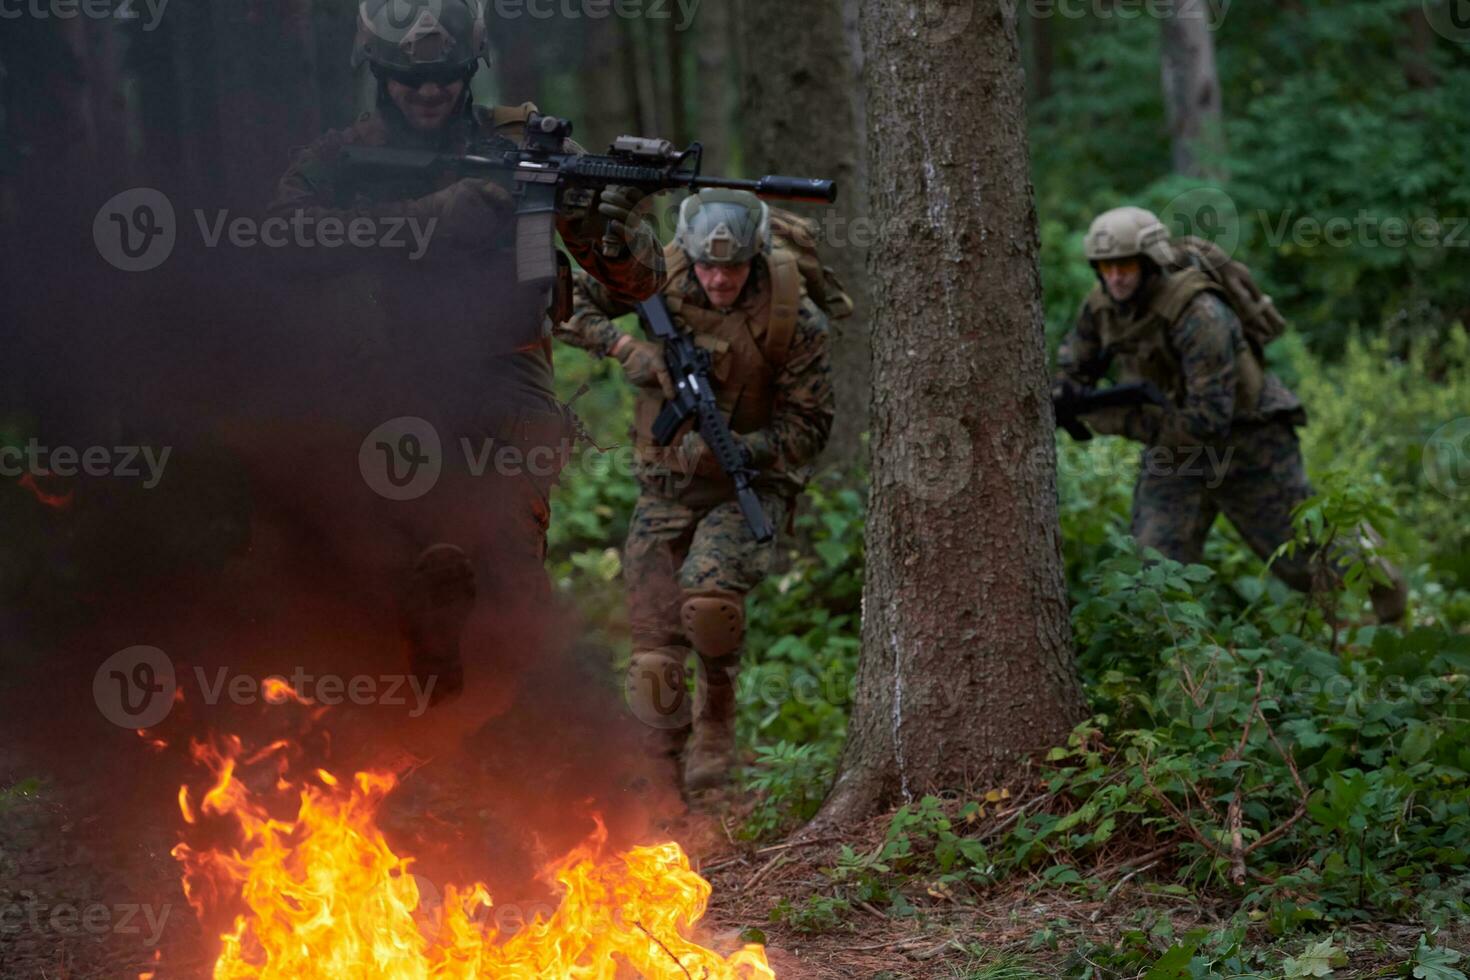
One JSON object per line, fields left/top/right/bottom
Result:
{"left": 638, "top": 294, "right": 775, "bottom": 544}
{"left": 339, "top": 113, "right": 838, "bottom": 299}
{"left": 1053, "top": 381, "right": 1169, "bottom": 442}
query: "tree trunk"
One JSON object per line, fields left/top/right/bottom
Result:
{"left": 811, "top": 0, "right": 1086, "bottom": 828}
{"left": 494, "top": 12, "right": 543, "bottom": 107}
{"left": 620, "top": 17, "right": 662, "bottom": 136}
{"left": 1159, "top": 0, "right": 1226, "bottom": 179}
{"left": 1402, "top": 6, "right": 1439, "bottom": 91}
{"left": 734, "top": 0, "right": 871, "bottom": 469}
{"left": 692, "top": 1, "right": 733, "bottom": 174}
{"left": 1029, "top": 4, "right": 1055, "bottom": 105}
{"left": 578, "top": 16, "right": 636, "bottom": 152}
{"left": 662, "top": 13, "right": 687, "bottom": 148}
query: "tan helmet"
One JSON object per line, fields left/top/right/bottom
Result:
{"left": 674, "top": 190, "right": 771, "bottom": 266}
{"left": 353, "top": 0, "right": 488, "bottom": 73}
{"left": 1084, "top": 206, "right": 1176, "bottom": 266}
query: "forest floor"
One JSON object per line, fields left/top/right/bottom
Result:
{"left": 687, "top": 791, "right": 1463, "bottom": 980}
{"left": 1, "top": 752, "right": 1459, "bottom": 980}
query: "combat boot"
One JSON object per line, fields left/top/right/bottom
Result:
{"left": 403, "top": 543, "right": 476, "bottom": 707}
{"left": 683, "top": 663, "right": 738, "bottom": 792}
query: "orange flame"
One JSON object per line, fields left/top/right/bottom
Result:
{"left": 17, "top": 472, "right": 73, "bottom": 511}
{"left": 172, "top": 736, "right": 774, "bottom": 979}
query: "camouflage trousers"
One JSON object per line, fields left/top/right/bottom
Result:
{"left": 623, "top": 489, "right": 788, "bottom": 651}
{"left": 1131, "top": 420, "right": 1406, "bottom": 620}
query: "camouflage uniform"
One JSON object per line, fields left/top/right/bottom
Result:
{"left": 557, "top": 229, "right": 835, "bottom": 787}
{"left": 1058, "top": 220, "right": 1406, "bottom": 621}
{"left": 268, "top": 94, "right": 662, "bottom": 701}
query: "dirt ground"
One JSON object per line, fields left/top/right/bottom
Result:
{"left": 0, "top": 752, "right": 1451, "bottom": 980}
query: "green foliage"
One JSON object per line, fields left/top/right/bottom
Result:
{"left": 768, "top": 894, "right": 852, "bottom": 935}
{"left": 738, "top": 740, "right": 838, "bottom": 840}
{"left": 1410, "top": 935, "right": 1469, "bottom": 980}
{"left": 1031, "top": 0, "right": 1470, "bottom": 350}
{"left": 0, "top": 776, "right": 42, "bottom": 814}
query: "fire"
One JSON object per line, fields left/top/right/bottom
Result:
{"left": 17, "top": 472, "right": 73, "bottom": 510}
{"left": 172, "top": 736, "right": 774, "bottom": 979}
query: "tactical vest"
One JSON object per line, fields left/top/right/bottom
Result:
{"left": 633, "top": 242, "right": 805, "bottom": 495}
{"left": 1085, "top": 268, "right": 1265, "bottom": 417}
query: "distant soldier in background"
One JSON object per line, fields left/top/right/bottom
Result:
{"left": 557, "top": 191, "right": 847, "bottom": 790}
{"left": 1053, "top": 206, "right": 1407, "bottom": 623}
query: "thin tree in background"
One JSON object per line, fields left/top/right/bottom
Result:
{"left": 812, "top": 0, "right": 1086, "bottom": 828}
{"left": 734, "top": 0, "right": 871, "bottom": 466}
{"left": 1160, "top": 0, "right": 1226, "bottom": 179}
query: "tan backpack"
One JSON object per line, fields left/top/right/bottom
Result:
{"left": 1172, "top": 236, "right": 1288, "bottom": 357}
{"left": 768, "top": 207, "right": 855, "bottom": 323}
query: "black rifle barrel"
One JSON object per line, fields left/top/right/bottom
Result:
{"left": 340, "top": 146, "right": 838, "bottom": 204}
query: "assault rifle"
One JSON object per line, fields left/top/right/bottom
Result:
{"left": 639, "top": 294, "right": 775, "bottom": 544}
{"left": 1053, "top": 381, "right": 1169, "bottom": 442}
{"left": 340, "top": 113, "right": 837, "bottom": 294}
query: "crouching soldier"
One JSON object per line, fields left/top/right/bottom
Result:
{"left": 1053, "top": 206, "right": 1407, "bottom": 623}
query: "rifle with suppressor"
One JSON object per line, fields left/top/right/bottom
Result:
{"left": 638, "top": 294, "right": 774, "bottom": 544}
{"left": 340, "top": 113, "right": 837, "bottom": 298}
{"left": 1053, "top": 381, "right": 1169, "bottom": 442}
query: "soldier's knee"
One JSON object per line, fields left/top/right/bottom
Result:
{"left": 680, "top": 590, "right": 745, "bottom": 660}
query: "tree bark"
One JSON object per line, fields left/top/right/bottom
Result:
{"left": 662, "top": 13, "right": 687, "bottom": 147}
{"left": 734, "top": 0, "right": 871, "bottom": 469}
{"left": 1159, "top": 0, "right": 1226, "bottom": 179}
{"left": 692, "top": 1, "right": 733, "bottom": 174}
{"left": 811, "top": 0, "right": 1086, "bottom": 829}
{"left": 574, "top": 17, "right": 633, "bottom": 151}
{"left": 1402, "top": 6, "right": 1439, "bottom": 91}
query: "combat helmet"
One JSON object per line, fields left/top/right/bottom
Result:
{"left": 353, "top": 0, "right": 488, "bottom": 74}
{"left": 675, "top": 190, "right": 772, "bottom": 265}
{"left": 1084, "top": 207, "right": 1176, "bottom": 267}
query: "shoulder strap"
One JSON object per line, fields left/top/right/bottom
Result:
{"left": 763, "top": 248, "right": 803, "bottom": 367}
{"left": 663, "top": 240, "right": 691, "bottom": 283}
{"left": 492, "top": 101, "right": 539, "bottom": 129}
{"left": 1153, "top": 268, "right": 1223, "bottom": 325}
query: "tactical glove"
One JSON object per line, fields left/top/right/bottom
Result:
{"left": 677, "top": 430, "right": 764, "bottom": 478}
{"left": 418, "top": 178, "right": 514, "bottom": 251}
{"left": 597, "top": 184, "right": 648, "bottom": 256}
{"left": 613, "top": 336, "right": 674, "bottom": 398}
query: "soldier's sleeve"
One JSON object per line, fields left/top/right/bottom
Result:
{"left": 269, "top": 127, "right": 386, "bottom": 221}
{"left": 553, "top": 137, "right": 666, "bottom": 307}
{"left": 552, "top": 269, "right": 637, "bottom": 357}
{"left": 742, "top": 300, "right": 834, "bottom": 469}
{"left": 1055, "top": 304, "right": 1109, "bottom": 386}
{"left": 267, "top": 127, "right": 427, "bottom": 274}
{"left": 1145, "top": 293, "right": 1239, "bottom": 446}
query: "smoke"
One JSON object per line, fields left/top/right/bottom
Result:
{"left": 0, "top": 22, "right": 682, "bottom": 971}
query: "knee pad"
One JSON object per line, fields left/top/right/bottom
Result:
{"left": 680, "top": 590, "right": 745, "bottom": 660}
{"left": 625, "top": 646, "right": 692, "bottom": 730}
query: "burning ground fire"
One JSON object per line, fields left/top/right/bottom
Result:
{"left": 167, "top": 735, "right": 774, "bottom": 979}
